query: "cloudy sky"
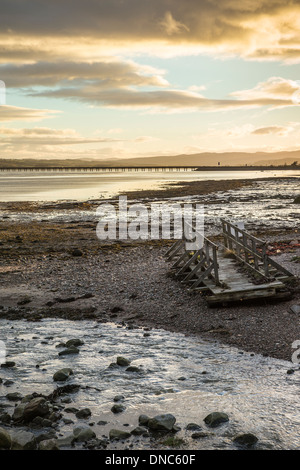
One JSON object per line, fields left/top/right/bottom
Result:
{"left": 0, "top": 0, "right": 300, "bottom": 161}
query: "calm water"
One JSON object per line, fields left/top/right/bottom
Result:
{"left": 0, "top": 319, "right": 299, "bottom": 450}
{"left": 0, "top": 169, "right": 299, "bottom": 202}
{"left": 1, "top": 172, "right": 299, "bottom": 233}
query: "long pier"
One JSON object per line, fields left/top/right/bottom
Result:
{"left": 0, "top": 165, "right": 299, "bottom": 172}
{"left": 0, "top": 166, "right": 197, "bottom": 172}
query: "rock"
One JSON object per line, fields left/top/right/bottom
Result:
{"left": 147, "top": 414, "right": 176, "bottom": 431}
{"left": 12, "top": 403, "right": 27, "bottom": 422}
{"left": 172, "top": 425, "right": 181, "bottom": 433}
{"left": 109, "top": 429, "right": 131, "bottom": 441}
{"left": 10, "top": 430, "right": 37, "bottom": 450}
{"left": 65, "top": 339, "right": 84, "bottom": 347}
{"left": 0, "top": 427, "right": 11, "bottom": 449}
{"left": 56, "top": 433, "right": 75, "bottom": 448}
{"left": 75, "top": 408, "right": 92, "bottom": 419}
{"left": 60, "top": 396, "right": 72, "bottom": 404}
{"left": 38, "top": 439, "right": 60, "bottom": 450}
{"left": 126, "top": 366, "right": 141, "bottom": 372}
{"left": 292, "top": 195, "right": 300, "bottom": 204}
{"left": 110, "top": 306, "right": 124, "bottom": 313}
{"left": 58, "top": 346, "right": 79, "bottom": 356}
{"left": 204, "top": 412, "right": 229, "bottom": 428}
{"left": 3, "top": 380, "right": 14, "bottom": 386}
{"left": 53, "top": 368, "right": 74, "bottom": 382}
{"left": 41, "top": 418, "right": 53, "bottom": 427}
{"left": 1, "top": 361, "right": 15, "bottom": 368}
{"left": 289, "top": 305, "right": 300, "bottom": 315}
{"left": 23, "top": 397, "right": 50, "bottom": 423}
{"left": 55, "top": 384, "right": 80, "bottom": 395}
{"left": 0, "top": 412, "right": 11, "bottom": 424}
{"left": 191, "top": 432, "right": 210, "bottom": 439}
{"left": 73, "top": 425, "right": 96, "bottom": 442}
{"left": 111, "top": 404, "right": 126, "bottom": 414}
{"left": 116, "top": 356, "right": 131, "bottom": 367}
{"left": 62, "top": 417, "right": 74, "bottom": 425}
{"left": 131, "top": 426, "right": 148, "bottom": 436}
{"left": 6, "top": 392, "right": 23, "bottom": 401}
{"left": 138, "top": 414, "right": 150, "bottom": 426}
{"left": 113, "top": 395, "right": 125, "bottom": 402}
{"left": 71, "top": 248, "right": 83, "bottom": 257}
{"left": 36, "top": 431, "right": 57, "bottom": 443}
{"left": 64, "top": 407, "right": 79, "bottom": 414}
{"left": 186, "top": 423, "right": 202, "bottom": 431}
{"left": 233, "top": 433, "right": 258, "bottom": 447}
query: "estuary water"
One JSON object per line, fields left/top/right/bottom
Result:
{"left": 0, "top": 169, "right": 299, "bottom": 202}
{"left": 0, "top": 319, "right": 299, "bottom": 450}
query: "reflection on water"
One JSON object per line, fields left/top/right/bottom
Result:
{"left": 0, "top": 319, "right": 299, "bottom": 449}
{"left": 1, "top": 176, "right": 299, "bottom": 234}
{"left": 0, "top": 169, "right": 299, "bottom": 202}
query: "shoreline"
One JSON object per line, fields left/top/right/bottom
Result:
{"left": 0, "top": 176, "right": 299, "bottom": 362}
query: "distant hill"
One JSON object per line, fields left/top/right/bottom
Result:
{"left": 0, "top": 150, "right": 299, "bottom": 168}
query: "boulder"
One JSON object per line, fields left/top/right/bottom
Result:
{"left": 10, "top": 430, "right": 37, "bottom": 450}
{"left": 56, "top": 433, "right": 75, "bottom": 448}
{"left": 38, "top": 439, "right": 60, "bottom": 450}
{"left": 12, "top": 403, "right": 27, "bottom": 422}
{"left": 23, "top": 397, "right": 50, "bottom": 423}
{"left": 138, "top": 414, "right": 150, "bottom": 426}
{"left": 58, "top": 346, "right": 79, "bottom": 356}
{"left": 233, "top": 433, "right": 258, "bottom": 447}
{"left": 147, "top": 414, "right": 176, "bottom": 431}
{"left": 111, "top": 404, "right": 126, "bottom": 414}
{"left": 53, "top": 368, "right": 73, "bottom": 382}
{"left": 6, "top": 392, "right": 23, "bottom": 402}
{"left": 75, "top": 408, "right": 92, "bottom": 419}
{"left": 186, "top": 423, "right": 202, "bottom": 431}
{"left": 116, "top": 356, "right": 131, "bottom": 367}
{"left": 0, "top": 427, "right": 11, "bottom": 449}
{"left": 131, "top": 426, "right": 148, "bottom": 436}
{"left": 73, "top": 425, "right": 96, "bottom": 442}
{"left": 204, "top": 412, "right": 229, "bottom": 428}
{"left": 109, "top": 429, "right": 131, "bottom": 441}
{"left": 292, "top": 195, "right": 300, "bottom": 204}
{"left": 65, "top": 339, "right": 84, "bottom": 347}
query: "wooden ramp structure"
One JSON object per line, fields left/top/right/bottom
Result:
{"left": 165, "top": 219, "right": 295, "bottom": 306}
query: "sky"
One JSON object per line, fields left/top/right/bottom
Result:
{"left": 0, "top": 0, "right": 300, "bottom": 161}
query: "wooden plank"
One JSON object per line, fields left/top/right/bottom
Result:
{"left": 207, "top": 287, "right": 277, "bottom": 304}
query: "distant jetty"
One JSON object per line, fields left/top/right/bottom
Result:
{"left": 0, "top": 164, "right": 299, "bottom": 172}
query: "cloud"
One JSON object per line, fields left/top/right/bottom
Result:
{"left": 0, "top": 105, "right": 59, "bottom": 122}
{"left": 0, "top": 1, "right": 300, "bottom": 61}
{"left": 159, "top": 11, "right": 190, "bottom": 35}
{"left": 251, "top": 125, "right": 295, "bottom": 136}
{"left": 0, "top": 126, "right": 126, "bottom": 146}
{"left": 0, "top": 60, "right": 169, "bottom": 89}
{"left": 31, "top": 78, "right": 300, "bottom": 113}
{"left": 231, "top": 77, "right": 300, "bottom": 100}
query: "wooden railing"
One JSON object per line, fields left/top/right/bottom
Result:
{"left": 221, "top": 218, "right": 294, "bottom": 280}
{"left": 165, "top": 223, "right": 220, "bottom": 289}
